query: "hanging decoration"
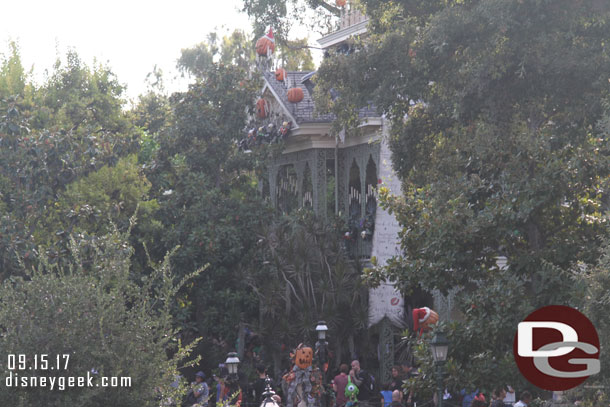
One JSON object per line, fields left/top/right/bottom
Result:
{"left": 412, "top": 307, "right": 439, "bottom": 335}
{"left": 275, "top": 68, "right": 287, "bottom": 82}
{"left": 279, "top": 121, "right": 292, "bottom": 139}
{"left": 336, "top": 0, "right": 347, "bottom": 7}
{"left": 256, "top": 29, "right": 276, "bottom": 57}
{"left": 287, "top": 87, "right": 304, "bottom": 103}
{"left": 238, "top": 121, "right": 292, "bottom": 152}
{"left": 256, "top": 98, "right": 269, "bottom": 119}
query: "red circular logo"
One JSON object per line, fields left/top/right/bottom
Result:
{"left": 390, "top": 297, "right": 399, "bottom": 306}
{"left": 513, "top": 305, "right": 600, "bottom": 391}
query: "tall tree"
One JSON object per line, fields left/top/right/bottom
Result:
{"left": 247, "top": 212, "right": 371, "bottom": 374}
{"left": 145, "top": 48, "right": 274, "bottom": 368}
{"left": 335, "top": 0, "right": 610, "bottom": 391}
{"left": 0, "top": 50, "right": 138, "bottom": 277}
{"left": 252, "top": 0, "right": 610, "bottom": 392}
{"left": 242, "top": 0, "right": 340, "bottom": 38}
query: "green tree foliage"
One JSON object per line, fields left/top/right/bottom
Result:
{"left": 278, "top": 38, "right": 316, "bottom": 71}
{"left": 33, "top": 155, "right": 160, "bottom": 264}
{"left": 242, "top": 0, "right": 340, "bottom": 38}
{"left": 0, "top": 42, "right": 32, "bottom": 100}
{"left": 131, "top": 66, "right": 171, "bottom": 136}
{"left": 260, "top": 0, "right": 610, "bottom": 391}
{"left": 145, "top": 55, "right": 273, "bottom": 365}
{"left": 0, "top": 228, "right": 200, "bottom": 407}
{"left": 34, "top": 51, "right": 130, "bottom": 134}
{"left": 579, "top": 229, "right": 610, "bottom": 387}
{"left": 178, "top": 31, "right": 256, "bottom": 78}
{"left": 247, "top": 211, "right": 372, "bottom": 370}
{"left": 178, "top": 29, "right": 315, "bottom": 82}
{"left": 0, "top": 48, "right": 139, "bottom": 277}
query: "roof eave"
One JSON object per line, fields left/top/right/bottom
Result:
{"left": 261, "top": 78, "right": 300, "bottom": 129}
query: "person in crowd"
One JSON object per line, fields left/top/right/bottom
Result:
{"left": 471, "top": 393, "right": 486, "bottom": 407}
{"left": 251, "top": 364, "right": 269, "bottom": 405}
{"left": 491, "top": 387, "right": 506, "bottom": 407}
{"left": 461, "top": 389, "right": 479, "bottom": 407}
{"left": 503, "top": 386, "right": 515, "bottom": 407}
{"left": 350, "top": 360, "right": 375, "bottom": 407}
{"left": 400, "top": 362, "right": 414, "bottom": 380}
{"left": 400, "top": 362, "right": 416, "bottom": 405}
{"left": 387, "top": 366, "right": 403, "bottom": 392}
{"left": 186, "top": 371, "right": 209, "bottom": 407}
{"left": 514, "top": 391, "right": 531, "bottom": 407}
{"left": 380, "top": 384, "right": 393, "bottom": 407}
{"left": 215, "top": 366, "right": 230, "bottom": 406}
{"left": 390, "top": 390, "right": 404, "bottom": 407}
{"left": 333, "top": 364, "right": 350, "bottom": 407}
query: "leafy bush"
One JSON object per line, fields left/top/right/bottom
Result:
{"left": 0, "top": 226, "right": 201, "bottom": 407}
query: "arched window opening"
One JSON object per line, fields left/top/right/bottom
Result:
{"left": 347, "top": 159, "right": 361, "bottom": 240}
{"left": 276, "top": 164, "right": 298, "bottom": 214}
{"left": 363, "top": 156, "right": 378, "bottom": 240}
{"left": 302, "top": 163, "right": 313, "bottom": 209}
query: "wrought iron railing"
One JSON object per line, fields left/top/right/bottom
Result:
{"left": 339, "top": 7, "right": 367, "bottom": 30}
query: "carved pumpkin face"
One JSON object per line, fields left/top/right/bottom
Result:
{"left": 295, "top": 346, "right": 313, "bottom": 369}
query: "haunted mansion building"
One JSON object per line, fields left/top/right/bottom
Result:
{"left": 246, "top": 3, "right": 453, "bottom": 382}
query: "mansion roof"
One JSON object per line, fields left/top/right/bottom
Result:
{"left": 262, "top": 70, "right": 378, "bottom": 125}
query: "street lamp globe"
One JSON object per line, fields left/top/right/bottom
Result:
{"left": 260, "top": 377, "right": 280, "bottom": 407}
{"left": 225, "top": 352, "right": 240, "bottom": 376}
{"left": 430, "top": 331, "right": 449, "bottom": 363}
{"left": 315, "top": 321, "right": 329, "bottom": 340}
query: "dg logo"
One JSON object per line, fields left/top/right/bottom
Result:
{"left": 513, "top": 305, "right": 600, "bottom": 391}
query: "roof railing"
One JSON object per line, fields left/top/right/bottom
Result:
{"left": 339, "top": 6, "right": 367, "bottom": 30}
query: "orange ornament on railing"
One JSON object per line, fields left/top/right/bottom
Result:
{"left": 256, "top": 98, "right": 269, "bottom": 118}
{"left": 287, "top": 87, "right": 304, "bottom": 103}
{"left": 275, "top": 68, "right": 287, "bottom": 82}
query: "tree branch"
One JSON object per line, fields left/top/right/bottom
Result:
{"left": 277, "top": 39, "right": 324, "bottom": 51}
{"left": 311, "top": 0, "right": 342, "bottom": 16}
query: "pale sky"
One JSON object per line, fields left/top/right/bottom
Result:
{"left": 0, "top": 0, "right": 264, "bottom": 102}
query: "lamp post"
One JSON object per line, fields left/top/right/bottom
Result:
{"left": 429, "top": 331, "right": 449, "bottom": 407}
{"left": 260, "top": 376, "right": 280, "bottom": 407}
{"left": 315, "top": 321, "right": 329, "bottom": 407}
{"left": 225, "top": 352, "right": 241, "bottom": 405}
{"left": 225, "top": 352, "right": 240, "bottom": 379}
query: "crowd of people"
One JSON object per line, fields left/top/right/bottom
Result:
{"left": 181, "top": 360, "right": 534, "bottom": 407}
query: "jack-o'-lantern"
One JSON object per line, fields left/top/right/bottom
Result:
{"left": 413, "top": 306, "right": 439, "bottom": 334}
{"left": 256, "top": 98, "right": 269, "bottom": 119}
{"left": 275, "top": 68, "right": 287, "bottom": 82}
{"left": 295, "top": 346, "right": 313, "bottom": 369}
{"left": 256, "top": 29, "right": 275, "bottom": 57}
{"left": 287, "top": 87, "right": 304, "bottom": 103}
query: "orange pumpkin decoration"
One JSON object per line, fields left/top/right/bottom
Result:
{"left": 413, "top": 307, "right": 439, "bottom": 334}
{"left": 275, "top": 68, "right": 287, "bottom": 82}
{"left": 256, "top": 29, "right": 275, "bottom": 57}
{"left": 256, "top": 98, "right": 269, "bottom": 119}
{"left": 287, "top": 87, "right": 304, "bottom": 103}
{"left": 336, "top": 0, "right": 347, "bottom": 6}
{"left": 295, "top": 346, "right": 313, "bottom": 369}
